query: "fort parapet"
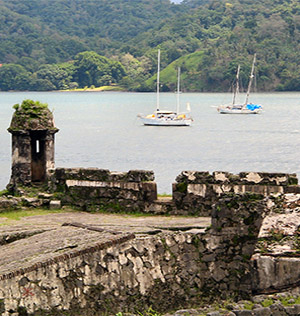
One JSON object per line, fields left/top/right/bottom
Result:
{"left": 48, "top": 168, "right": 157, "bottom": 212}
{"left": 48, "top": 168, "right": 300, "bottom": 216}
{"left": 173, "top": 171, "right": 299, "bottom": 215}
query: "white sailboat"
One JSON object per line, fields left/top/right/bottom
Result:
{"left": 138, "top": 50, "right": 193, "bottom": 126}
{"left": 217, "top": 54, "right": 262, "bottom": 114}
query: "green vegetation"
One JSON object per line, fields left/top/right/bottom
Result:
{"left": 157, "top": 193, "right": 172, "bottom": 197}
{"left": 138, "top": 308, "right": 161, "bottom": 316}
{"left": 72, "top": 51, "right": 125, "bottom": 88}
{"left": 13, "top": 99, "right": 47, "bottom": 115}
{"left": 8, "top": 99, "right": 56, "bottom": 131}
{"left": 176, "top": 182, "right": 188, "bottom": 193}
{"left": 243, "top": 301, "right": 255, "bottom": 310}
{"left": 268, "top": 227, "right": 286, "bottom": 242}
{"left": 145, "top": 51, "right": 206, "bottom": 91}
{"left": 0, "top": 190, "right": 9, "bottom": 197}
{"left": 261, "top": 298, "right": 274, "bottom": 308}
{"left": 0, "top": 208, "right": 66, "bottom": 223}
{"left": 115, "top": 307, "right": 161, "bottom": 316}
{"left": 280, "top": 296, "right": 300, "bottom": 306}
{"left": 0, "top": 0, "right": 299, "bottom": 91}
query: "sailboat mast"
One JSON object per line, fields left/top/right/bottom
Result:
{"left": 232, "top": 64, "right": 240, "bottom": 106}
{"left": 176, "top": 67, "right": 180, "bottom": 114}
{"left": 244, "top": 53, "right": 256, "bottom": 107}
{"left": 156, "top": 49, "right": 160, "bottom": 112}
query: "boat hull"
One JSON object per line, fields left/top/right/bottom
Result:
{"left": 218, "top": 108, "right": 262, "bottom": 114}
{"left": 139, "top": 117, "right": 192, "bottom": 126}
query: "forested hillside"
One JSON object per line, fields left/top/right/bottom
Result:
{"left": 0, "top": 0, "right": 299, "bottom": 92}
{"left": 135, "top": 0, "right": 300, "bottom": 91}
{"left": 0, "top": 0, "right": 179, "bottom": 63}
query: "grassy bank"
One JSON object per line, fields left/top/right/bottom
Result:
{"left": 62, "top": 85, "right": 126, "bottom": 92}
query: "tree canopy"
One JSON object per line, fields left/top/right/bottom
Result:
{"left": 0, "top": 0, "right": 299, "bottom": 92}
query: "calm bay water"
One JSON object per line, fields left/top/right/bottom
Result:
{"left": 1, "top": 91, "right": 300, "bottom": 193}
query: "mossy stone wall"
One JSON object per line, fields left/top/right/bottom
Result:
{"left": 173, "top": 171, "right": 300, "bottom": 216}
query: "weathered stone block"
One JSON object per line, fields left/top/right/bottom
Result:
{"left": 207, "top": 312, "right": 221, "bottom": 316}
{"left": 292, "top": 304, "right": 300, "bottom": 314}
{"left": 285, "top": 186, "right": 300, "bottom": 194}
{"left": 140, "top": 182, "right": 157, "bottom": 201}
{"left": 0, "top": 198, "right": 19, "bottom": 209}
{"left": 233, "top": 310, "right": 253, "bottom": 316}
{"left": 213, "top": 171, "right": 233, "bottom": 183}
{"left": 174, "top": 309, "right": 200, "bottom": 316}
{"left": 22, "top": 197, "right": 42, "bottom": 207}
{"left": 175, "top": 171, "right": 214, "bottom": 184}
{"left": 239, "top": 172, "right": 298, "bottom": 186}
{"left": 187, "top": 183, "right": 207, "bottom": 197}
{"left": 252, "top": 307, "right": 271, "bottom": 316}
{"left": 126, "top": 170, "right": 155, "bottom": 182}
{"left": 253, "top": 256, "right": 300, "bottom": 293}
{"left": 49, "top": 200, "right": 61, "bottom": 209}
{"left": 226, "top": 313, "right": 237, "bottom": 316}
{"left": 285, "top": 306, "right": 297, "bottom": 315}
{"left": 269, "top": 303, "right": 286, "bottom": 316}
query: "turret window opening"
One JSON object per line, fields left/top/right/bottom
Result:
{"left": 36, "top": 140, "right": 40, "bottom": 153}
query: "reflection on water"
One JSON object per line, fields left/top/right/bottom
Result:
{"left": 1, "top": 91, "right": 300, "bottom": 193}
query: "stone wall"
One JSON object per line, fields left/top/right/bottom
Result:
{"left": 202, "top": 193, "right": 269, "bottom": 298}
{"left": 0, "top": 192, "right": 273, "bottom": 316}
{"left": 49, "top": 168, "right": 157, "bottom": 212}
{"left": 173, "top": 171, "right": 299, "bottom": 216}
{"left": 48, "top": 169, "right": 300, "bottom": 216}
{"left": 10, "top": 132, "right": 32, "bottom": 186}
{"left": 0, "top": 230, "right": 204, "bottom": 316}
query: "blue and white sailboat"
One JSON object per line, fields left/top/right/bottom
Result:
{"left": 217, "top": 54, "right": 262, "bottom": 114}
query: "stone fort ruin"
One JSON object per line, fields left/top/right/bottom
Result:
{"left": 1, "top": 100, "right": 300, "bottom": 315}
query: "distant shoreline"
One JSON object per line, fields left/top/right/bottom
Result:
{"left": 1, "top": 88, "right": 299, "bottom": 93}
{"left": 61, "top": 85, "right": 126, "bottom": 92}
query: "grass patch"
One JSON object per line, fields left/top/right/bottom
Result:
{"left": 243, "top": 301, "right": 255, "bottom": 310}
{"left": 279, "top": 296, "right": 300, "bottom": 306}
{"left": 0, "top": 208, "right": 70, "bottom": 223}
{"left": 157, "top": 193, "right": 172, "bottom": 197}
{"left": 0, "top": 189, "right": 9, "bottom": 197}
{"left": 261, "top": 298, "right": 274, "bottom": 307}
{"left": 137, "top": 307, "right": 161, "bottom": 316}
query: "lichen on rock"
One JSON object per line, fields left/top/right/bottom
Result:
{"left": 8, "top": 99, "right": 57, "bottom": 132}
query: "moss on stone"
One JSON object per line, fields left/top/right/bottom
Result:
{"left": 85, "top": 201, "right": 125, "bottom": 214}
{"left": 17, "top": 306, "right": 28, "bottom": 316}
{"left": 243, "top": 213, "right": 258, "bottom": 225}
{"left": 288, "top": 177, "right": 298, "bottom": 185}
{"left": 0, "top": 189, "right": 9, "bottom": 197}
{"left": 261, "top": 298, "right": 274, "bottom": 307}
{"left": 0, "top": 299, "right": 5, "bottom": 314}
{"left": 225, "top": 199, "right": 239, "bottom": 209}
{"left": 8, "top": 99, "right": 58, "bottom": 132}
{"left": 176, "top": 182, "right": 188, "bottom": 193}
